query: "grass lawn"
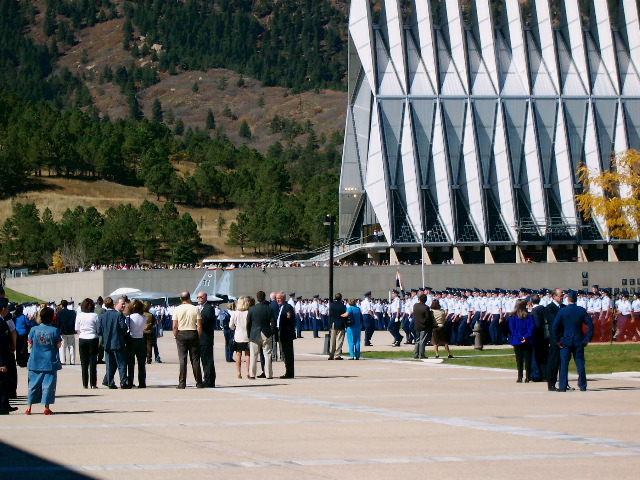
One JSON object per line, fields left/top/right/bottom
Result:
{"left": 2, "top": 286, "right": 43, "bottom": 304}
{"left": 361, "top": 344, "right": 640, "bottom": 374}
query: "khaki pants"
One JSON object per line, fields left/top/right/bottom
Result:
{"left": 249, "top": 333, "right": 273, "bottom": 378}
{"left": 59, "top": 334, "right": 76, "bottom": 364}
{"left": 329, "top": 328, "right": 345, "bottom": 359}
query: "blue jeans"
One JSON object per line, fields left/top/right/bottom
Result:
{"left": 104, "top": 349, "right": 127, "bottom": 387}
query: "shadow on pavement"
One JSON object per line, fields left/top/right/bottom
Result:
{"left": 0, "top": 441, "right": 96, "bottom": 480}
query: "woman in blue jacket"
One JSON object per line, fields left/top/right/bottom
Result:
{"left": 508, "top": 299, "right": 535, "bottom": 383}
{"left": 26, "top": 307, "right": 61, "bottom": 415}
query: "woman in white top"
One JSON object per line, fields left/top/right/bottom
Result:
{"left": 75, "top": 298, "right": 99, "bottom": 389}
{"left": 229, "top": 296, "right": 251, "bottom": 378}
{"left": 126, "top": 300, "right": 147, "bottom": 388}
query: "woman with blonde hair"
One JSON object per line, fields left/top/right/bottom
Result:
{"left": 229, "top": 296, "right": 251, "bottom": 378}
{"left": 508, "top": 299, "right": 535, "bottom": 383}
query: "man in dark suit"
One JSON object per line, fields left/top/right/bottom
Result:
{"left": 247, "top": 291, "right": 276, "bottom": 378}
{"left": 197, "top": 292, "right": 216, "bottom": 388}
{"left": 530, "top": 294, "right": 548, "bottom": 382}
{"left": 544, "top": 288, "right": 564, "bottom": 391}
{"left": 275, "top": 292, "right": 295, "bottom": 379}
{"left": 413, "top": 294, "right": 432, "bottom": 359}
{"left": 553, "top": 290, "right": 594, "bottom": 392}
{"left": 56, "top": 299, "right": 77, "bottom": 365}
{"left": 98, "top": 297, "right": 129, "bottom": 389}
{"left": 328, "top": 293, "right": 347, "bottom": 360}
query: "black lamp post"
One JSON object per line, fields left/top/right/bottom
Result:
{"left": 324, "top": 215, "right": 335, "bottom": 300}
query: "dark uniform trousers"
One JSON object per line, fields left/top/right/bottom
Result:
{"left": 176, "top": 330, "right": 202, "bottom": 387}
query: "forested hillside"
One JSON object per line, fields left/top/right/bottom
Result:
{"left": 0, "top": 0, "right": 346, "bottom": 268}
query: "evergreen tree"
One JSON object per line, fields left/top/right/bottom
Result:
{"left": 238, "top": 120, "right": 251, "bottom": 139}
{"left": 192, "top": 81, "right": 199, "bottom": 93}
{"left": 173, "top": 118, "right": 184, "bottom": 135}
{"left": 205, "top": 109, "right": 215, "bottom": 130}
{"left": 151, "top": 98, "right": 163, "bottom": 123}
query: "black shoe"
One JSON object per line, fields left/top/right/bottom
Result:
{"left": 548, "top": 386, "right": 557, "bottom": 391}
{"left": 557, "top": 389, "right": 566, "bottom": 392}
{"left": 447, "top": 355, "right": 453, "bottom": 358}
{"left": 516, "top": 378, "right": 523, "bottom": 383}
{"left": 138, "top": 384, "right": 146, "bottom": 389}
{"left": 257, "top": 373, "right": 266, "bottom": 378}
{"left": 8, "top": 406, "right": 18, "bottom": 412}
{"left": 121, "top": 385, "right": 132, "bottom": 390}
{"left": 176, "top": 385, "right": 186, "bottom": 389}
{"left": 109, "top": 385, "right": 118, "bottom": 389}
{"left": 196, "top": 383, "right": 204, "bottom": 389}
{"left": 365, "top": 343, "right": 372, "bottom": 346}
{"left": 566, "top": 386, "right": 576, "bottom": 391}
{"left": 279, "top": 375, "right": 293, "bottom": 379}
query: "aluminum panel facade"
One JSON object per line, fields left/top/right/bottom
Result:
{"left": 341, "top": 0, "right": 640, "bottom": 254}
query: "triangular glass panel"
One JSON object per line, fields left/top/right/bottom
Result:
{"left": 593, "top": 99, "right": 618, "bottom": 171}
{"left": 410, "top": 99, "right": 437, "bottom": 187}
{"left": 379, "top": 99, "right": 405, "bottom": 187}
{"left": 441, "top": 99, "right": 467, "bottom": 185}
{"left": 375, "top": 31, "right": 404, "bottom": 95}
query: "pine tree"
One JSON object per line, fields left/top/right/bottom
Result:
{"left": 173, "top": 118, "right": 184, "bottom": 135}
{"left": 152, "top": 98, "right": 164, "bottom": 123}
{"left": 239, "top": 120, "right": 251, "bottom": 139}
{"left": 205, "top": 109, "right": 215, "bottom": 130}
{"left": 192, "top": 81, "right": 199, "bottom": 93}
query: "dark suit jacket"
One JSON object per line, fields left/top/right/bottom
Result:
{"left": 531, "top": 304, "right": 548, "bottom": 341}
{"left": 329, "top": 301, "right": 346, "bottom": 330}
{"left": 413, "top": 302, "right": 432, "bottom": 332}
{"left": 57, "top": 308, "right": 77, "bottom": 336}
{"left": 97, "top": 309, "right": 128, "bottom": 350}
{"left": 0, "top": 317, "right": 10, "bottom": 369}
{"left": 553, "top": 303, "right": 594, "bottom": 346}
{"left": 247, "top": 302, "right": 276, "bottom": 341}
{"left": 277, "top": 303, "right": 296, "bottom": 342}
{"left": 544, "top": 302, "right": 563, "bottom": 343}
{"left": 199, "top": 303, "right": 215, "bottom": 346}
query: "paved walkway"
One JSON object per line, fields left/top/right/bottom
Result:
{"left": 1, "top": 336, "right": 639, "bottom": 479}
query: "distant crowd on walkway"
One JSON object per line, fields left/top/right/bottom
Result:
{"left": 2, "top": 281, "right": 637, "bottom": 415}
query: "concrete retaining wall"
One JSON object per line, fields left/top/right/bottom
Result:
{"left": 6, "top": 262, "right": 640, "bottom": 302}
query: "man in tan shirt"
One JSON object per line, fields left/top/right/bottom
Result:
{"left": 172, "top": 291, "right": 203, "bottom": 389}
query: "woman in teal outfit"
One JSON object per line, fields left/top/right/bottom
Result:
{"left": 346, "top": 298, "right": 362, "bottom": 360}
{"left": 26, "top": 307, "right": 61, "bottom": 415}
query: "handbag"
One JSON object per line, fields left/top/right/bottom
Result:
{"left": 228, "top": 336, "right": 236, "bottom": 351}
{"left": 345, "top": 312, "right": 355, "bottom": 327}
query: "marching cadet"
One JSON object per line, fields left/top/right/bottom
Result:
{"left": 388, "top": 290, "right": 403, "bottom": 347}
{"left": 361, "top": 292, "right": 375, "bottom": 346}
{"left": 311, "top": 295, "right": 321, "bottom": 338}
{"left": 294, "top": 295, "right": 303, "bottom": 338}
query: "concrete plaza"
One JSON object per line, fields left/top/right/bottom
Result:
{"left": 1, "top": 336, "right": 639, "bottom": 479}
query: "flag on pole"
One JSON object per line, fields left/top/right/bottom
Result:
{"left": 395, "top": 268, "right": 404, "bottom": 292}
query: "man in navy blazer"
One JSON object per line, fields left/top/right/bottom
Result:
{"left": 98, "top": 297, "right": 129, "bottom": 389}
{"left": 552, "top": 290, "right": 594, "bottom": 392}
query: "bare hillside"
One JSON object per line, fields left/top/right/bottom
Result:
{"left": 54, "top": 18, "right": 347, "bottom": 154}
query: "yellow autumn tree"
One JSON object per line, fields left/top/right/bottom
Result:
{"left": 576, "top": 149, "right": 640, "bottom": 239}
{"left": 51, "top": 249, "right": 65, "bottom": 273}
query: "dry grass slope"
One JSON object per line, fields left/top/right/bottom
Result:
{"left": 0, "top": 177, "right": 242, "bottom": 259}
